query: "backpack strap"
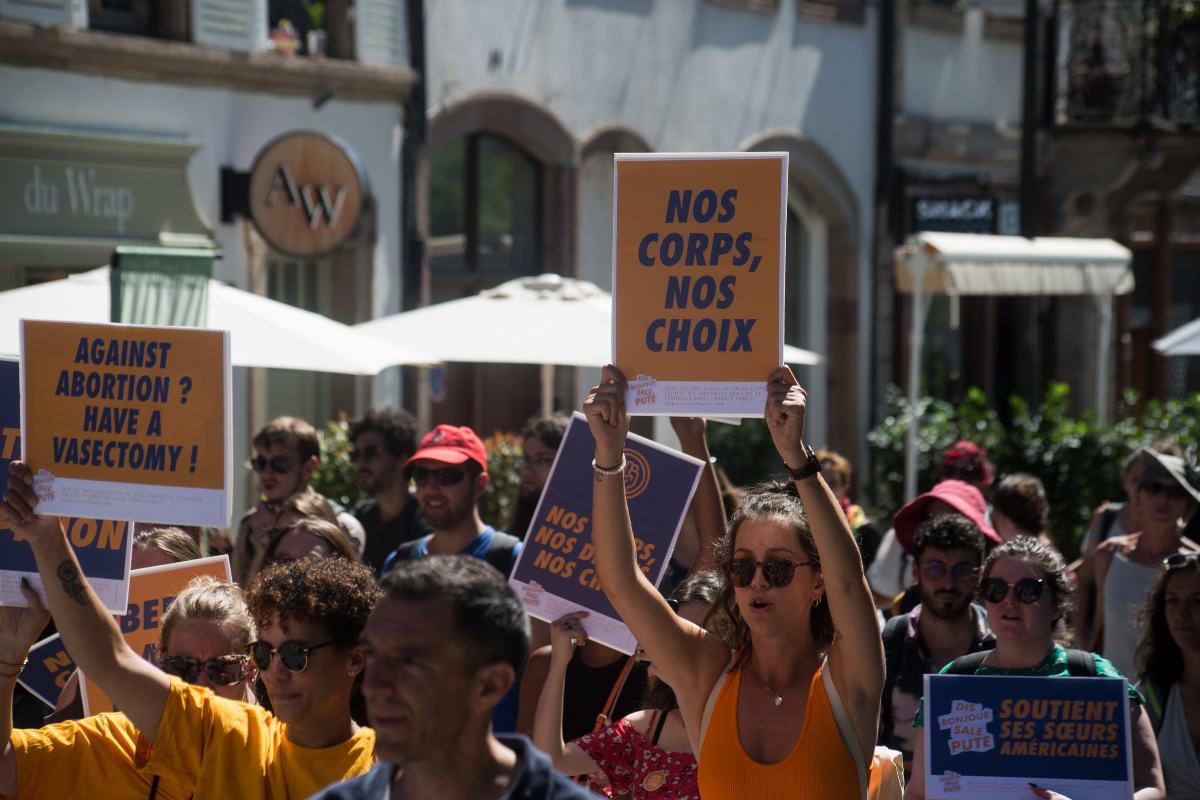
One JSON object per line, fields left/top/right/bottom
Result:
{"left": 1097, "top": 504, "right": 1123, "bottom": 544}
{"left": 878, "top": 614, "right": 910, "bottom": 740}
{"left": 484, "top": 531, "right": 522, "bottom": 576}
{"left": 1142, "top": 681, "right": 1168, "bottom": 734}
{"left": 822, "top": 658, "right": 869, "bottom": 800}
{"left": 945, "top": 650, "right": 991, "bottom": 675}
{"left": 1063, "top": 649, "right": 1097, "bottom": 677}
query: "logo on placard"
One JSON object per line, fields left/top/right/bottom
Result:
{"left": 939, "top": 771, "right": 962, "bottom": 793}
{"left": 630, "top": 374, "right": 658, "bottom": 408}
{"left": 521, "top": 581, "right": 545, "bottom": 608}
{"left": 938, "top": 699, "right": 995, "bottom": 756}
{"left": 33, "top": 469, "right": 55, "bottom": 503}
{"left": 623, "top": 449, "right": 651, "bottom": 500}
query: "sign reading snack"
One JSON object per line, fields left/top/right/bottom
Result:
{"left": 509, "top": 413, "right": 704, "bottom": 654}
{"left": 612, "top": 153, "right": 787, "bottom": 417}
{"left": 924, "top": 673, "right": 1133, "bottom": 800}
{"left": 20, "top": 320, "right": 232, "bottom": 527}
{"left": 82, "top": 555, "right": 232, "bottom": 716}
{"left": 248, "top": 131, "right": 367, "bottom": 257}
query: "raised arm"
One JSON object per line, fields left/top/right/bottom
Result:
{"left": 531, "top": 612, "right": 602, "bottom": 777}
{"left": 0, "top": 463, "right": 171, "bottom": 741}
{"left": 765, "top": 366, "right": 883, "bottom": 758}
{"left": 0, "top": 584, "right": 51, "bottom": 797}
{"left": 670, "top": 417, "right": 726, "bottom": 576}
{"left": 585, "top": 366, "right": 728, "bottom": 725}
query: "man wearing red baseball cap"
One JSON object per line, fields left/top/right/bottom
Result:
{"left": 380, "top": 424, "right": 523, "bottom": 577}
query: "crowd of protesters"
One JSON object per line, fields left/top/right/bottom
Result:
{"left": 0, "top": 364, "right": 1197, "bottom": 799}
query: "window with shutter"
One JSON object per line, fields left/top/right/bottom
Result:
{"left": 192, "top": 0, "right": 266, "bottom": 51}
{"left": 354, "top": 0, "right": 404, "bottom": 64}
{"left": 0, "top": 0, "right": 87, "bottom": 27}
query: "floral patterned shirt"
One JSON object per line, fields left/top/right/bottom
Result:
{"left": 575, "top": 714, "right": 698, "bottom": 800}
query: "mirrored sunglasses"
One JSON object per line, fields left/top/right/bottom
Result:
{"left": 980, "top": 577, "right": 1045, "bottom": 605}
{"left": 250, "top": 639, "right": 335, "bottom": 673}
{"left": 158, "top": 653, "right": 250, "bottom": 685}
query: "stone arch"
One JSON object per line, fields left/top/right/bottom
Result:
{"left": 428, "top": 91, "right": 578, "bottom": 276}
{"left": 740, "top": 130, "right": 863, "bottom": 457}
{"left": 580, "top": 124, "right": 653, "bottom": 158}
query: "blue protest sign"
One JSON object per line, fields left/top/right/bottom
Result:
{"left": 1, "top": 358, "right": 134, "bottom": 612}
{"left": 509, "top": 413, "right": 704, "bottom": 654}
{"left": 924, "top": 673, "right": 1133, "bottom": 800}
{"left": 17, "top": 633, "right": 76, "bottom": 709}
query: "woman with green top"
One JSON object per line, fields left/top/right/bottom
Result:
{"left": 905, "top": 536, "right": 1165, "bottom": 800}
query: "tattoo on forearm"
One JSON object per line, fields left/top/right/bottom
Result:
{"left": 56, "top": 561, "right": 88, "bottom": 606}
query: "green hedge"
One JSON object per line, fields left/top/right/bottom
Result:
{"left": 867, "top": 384, "right": 1200, "bottom": 559}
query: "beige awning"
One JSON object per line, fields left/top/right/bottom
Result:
{"left": 894, "top": 232, "right": 1134, "bottom": 296}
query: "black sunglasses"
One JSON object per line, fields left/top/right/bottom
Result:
{"left": 918, "top": 559, "right": 981, "bottom": 584}
{"left": 980, "top": 577, "right": 1045, "bottom": 605}
{"left": 350, "top": 445, "right": 386, "bottom": 463}
{"left": 1140, "top": 481, "right": 1189, "bottom": 501}
{"left": 250, "top": 639, "right": 335, "bottom": 673}
{"left": 1164, "top": 553, "right": 1200, "bottom": 570}
{"left": 410, "top": 465, "right": 468, "bottom": 487}
{"left": 158, "top": 653, "right": 250, "bottom": 685}
{"left": 249, "top": 455, "right": 293, "bottom": 474}
{"left": 726, "top": 557, "right": 815, "bottom": 589}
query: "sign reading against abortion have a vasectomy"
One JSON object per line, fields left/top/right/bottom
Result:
{"left": 612, "top": 153, "right": 787, "bottom": 417}
{"left": 20, "top": 320, "right": 232, "bottom": 527}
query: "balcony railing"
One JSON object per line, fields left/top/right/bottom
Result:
{"left": 1053, "top": 0, "right": 1199, "bottom": 129}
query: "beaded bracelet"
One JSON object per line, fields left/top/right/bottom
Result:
{"left": 591, "top": 455, "right": 627, "bottom": 477}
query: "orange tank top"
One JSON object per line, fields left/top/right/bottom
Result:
{"left": 697, "top": 663, "right": 863, "bottom": 799}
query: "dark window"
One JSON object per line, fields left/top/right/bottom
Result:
{"left": 430, "top": 134, "right": 541, "bottom": 291}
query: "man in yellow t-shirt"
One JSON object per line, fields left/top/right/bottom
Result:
{"left": 0, "top": 464, "right": 381, "bottom": 800}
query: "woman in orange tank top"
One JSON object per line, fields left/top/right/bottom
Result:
{"left": 583, "top": 365, "right": 885, "bottom": 800}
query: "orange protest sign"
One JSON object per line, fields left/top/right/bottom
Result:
{"left": 81, "top": 555, "right": 231, "bottom": 716}
{"left": 20, "top": 319, "right": 231, "bottom": 526}
{"left": 612, "top": 153, "right": 787, "bottom": 416}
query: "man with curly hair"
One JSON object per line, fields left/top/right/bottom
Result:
{"left": 0, "top": 464, "right": 382, "bottom": 798}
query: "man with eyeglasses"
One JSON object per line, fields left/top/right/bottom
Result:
{"left": 348, "top": 408, "right": 431, "bottom": 575}
{"left": 0, "top": 464, "right": 384, "bottom": 798}
{"left": 1094, "top": 447, "right": 1200, "bottom": 679}
{"left": 232, "top": 416, "right": 365, "bottom": 585}
{"left": 879, "top": 513, "right": 994, "bottom": 776}
{"left": 381, "top": 424, "right": 522, "bottom": 578}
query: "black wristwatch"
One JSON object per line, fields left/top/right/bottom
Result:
{"left": 786, "top": 445, "right": 822, "bottom": 481}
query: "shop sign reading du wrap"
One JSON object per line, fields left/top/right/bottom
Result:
{"left": 24, "top": 165, "right": 137, "bottom": 234}
{"left": 247, "top": 132, "right": 368, "bottom": 258}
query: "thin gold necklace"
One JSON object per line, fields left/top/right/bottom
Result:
{"left": 749, "top": 653, "right": 815, "bottom": 707}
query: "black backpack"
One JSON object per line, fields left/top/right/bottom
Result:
{"left": 945, "top": 648, "right": 1096, "bottom": 677}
